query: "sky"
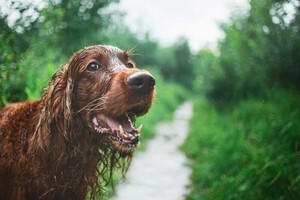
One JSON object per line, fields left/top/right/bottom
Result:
{"left": 114, "top": 0, "right": 250, "bottom": 51}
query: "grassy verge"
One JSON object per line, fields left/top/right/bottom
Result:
{"left": 182, "top": 89, "right": 300, "bottom": 200}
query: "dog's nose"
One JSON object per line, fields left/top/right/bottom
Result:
{"left": 127, "top": 71, "right": 155, "bottom": 93}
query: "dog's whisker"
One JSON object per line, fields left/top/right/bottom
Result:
{"left": 75, "top": 96, "right": 107, "bottom": 114}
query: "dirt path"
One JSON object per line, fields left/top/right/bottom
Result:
{"left": 112, "top": 101, "right": 193, "bottom": 200}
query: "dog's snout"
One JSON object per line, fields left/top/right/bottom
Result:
{"left": 127, "top": 71, "right": 155, "bottom": 93}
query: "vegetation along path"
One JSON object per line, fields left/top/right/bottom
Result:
{"left": 113, "top": 101, "right": 193, "bottom": 200}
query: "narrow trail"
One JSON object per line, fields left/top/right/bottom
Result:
{"left": 112, "top": 101, "right": 193, "bottom": 200}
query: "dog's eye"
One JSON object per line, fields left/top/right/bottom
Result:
{"left": 127, "top": 61, "right": 134, "bottom": 68}
{"left": 87, "top": 62, "right": 101, "bottom": 71}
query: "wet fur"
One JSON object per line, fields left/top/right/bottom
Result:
{"left": 0, "top": 45, "right": 155, "bottom": 200}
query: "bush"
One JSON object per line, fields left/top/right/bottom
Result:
{"left": 182, "top": 89, "right": 300, "bottom": 200}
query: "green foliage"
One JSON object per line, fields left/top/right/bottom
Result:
{"left": 201, "top": 0, "right": 300, "bottom": 108}
{"left": 193, "top": 49, "right": 220, "bottom": 94}
{"left": 0, "top": 17, "right": 29, "bottom": 106}
{"left": 33, "top": 0, "right": 119, "bottom": 55}
{"left": 160, "top": 38, "right": 195, "bottom": 90}
{"left": 180, "top": 1, "right": 300, "bottom": 199}
{"left": 0, "top": 0, "right": 119, "bottom": 105}
{"left": 24, "top": 61, "right": 58, "bottom": 101}
{"left": 182, "top": 90, "right": 300, "bottom": 200}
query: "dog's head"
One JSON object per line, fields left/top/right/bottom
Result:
{"left": 39, "top": 45, "right": 155, "bottom": 154}
{"left": 74, "top": 45, "right": 156, "bottom": 152}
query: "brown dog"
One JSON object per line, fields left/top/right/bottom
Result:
{"left": 0, "top": 45, "right": 156, "bottom": 200}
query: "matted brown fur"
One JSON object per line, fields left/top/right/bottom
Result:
{"left": 0, "top": 45, "right": 155, "bottom": 200}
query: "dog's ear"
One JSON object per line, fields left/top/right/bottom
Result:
{"left": 34, "top": 64, "right": 76, "bottom": 151}
{"left": 33, "top": 49, "right": 88, "bottom": 151}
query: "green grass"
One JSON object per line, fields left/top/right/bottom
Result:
{"left": 182, "top": 89, "right": 300, "bottom": 200}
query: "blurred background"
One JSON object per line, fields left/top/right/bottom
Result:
{"left": 0, "top": 0, "right": 299, "bottom": 199}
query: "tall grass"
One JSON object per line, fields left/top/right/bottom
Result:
{"left": 182, "top": 89, "right": 300, "bottom": 200}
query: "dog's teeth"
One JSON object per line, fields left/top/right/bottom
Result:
{"left": 136, "top": 124, "right": 143, "bottom": 133}
{"left": 119, "top": 125, "right": 125, "bottom": 135}
{"left": 92, "top": 117, "right": 99, "bottom": 126}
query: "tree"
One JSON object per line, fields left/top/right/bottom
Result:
{"left": 206, "top": 0, "right": 300, "bottom": 107}
{"left": 173, "top": 38, "right": 194, "bottom": 89}
{"left": 193, "top": 49, "right": 219, "bottom": 94}
{"left": 0, "top": 0, "right": 120, "bottom": 104}
{"left": 36, "top": 0, "right": 119, "bottom": 55}
{"left": 159, "top": 38, "right": 195, "bottom": 90}
{"left": 0, "top": 17, "right": 29, "bottom": 106}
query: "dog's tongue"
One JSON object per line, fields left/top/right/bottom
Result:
{"left": 105, "top": 115, "right": 134, "bottom": 132}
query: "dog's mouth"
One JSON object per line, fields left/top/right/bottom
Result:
{"left": 91, "top": 111, "right": 143, "bottom": 150}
